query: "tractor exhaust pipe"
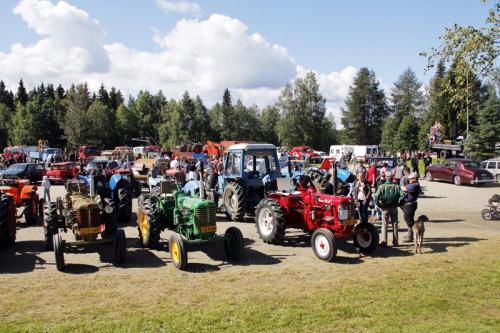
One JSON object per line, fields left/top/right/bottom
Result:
{"left": 89, "top": 174, "right": 95, "bottom": 197}
{"left": 199, "top": 174, "right": 205, "bottom": 199}
{"left": 330, "top": 163, "right": 338, "bottom": 194}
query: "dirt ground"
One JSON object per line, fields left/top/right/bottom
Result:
{"left": 1, "top": 179, "right": 499, "bottom": 274}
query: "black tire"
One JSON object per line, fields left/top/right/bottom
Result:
{"left": 439, "top": 150, "right": 447, "bottom": 159}
{"left": 0, "top": 195, "right": 16, "bottom": 248}
{"left": 426, "top": 172, "right": 433, "bottom": 182}
{"left": 224, "top": 226, "right": 244, "bottom": 261}
{"left": 137, "top": 198, "right": 161, "bottom": 248}
{"left": 481, "top": 209, "right": 493, "bottom": 221}
{"left": 24, "top": 191, "right": 37, "bottom": 225}
{"left": 114, "top": 229, "right": 126, "bottom": 264}
{"left": 311, "top": 228, "right": 337, "bottom": 262}
{"left": 44, "top": 202, "right": 59, "bottom": 250}
{"left": 53, "top": 234, "right": 65, "bottom": 272}
{"left": 151, "top": 186, "right": 161, "bottom": 196}
{"left": 223, "top": 182, "right": 246, "bottom": 221}
{"left": 255, "top": 198, "right": 286, "bottom": 244}
{"left": 117, "top": 182, "right": 132, "bottom": 224}
{"left": 453, "top": 175, "right": 462, "bottom": 186}
{"left": 169, "top": 233, "right": 187, "bottom": 270}
{"left": 353, "top": 223, "right": 379, "bottom": 254}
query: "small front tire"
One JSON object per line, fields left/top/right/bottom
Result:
{"left": 114, "top": 229, "right": 126, "bottom": 264}
{"left": 481, "top": 209, "right": 493, "bottom": 221}
{"left": 311, "top": 228, "right": 337, "bottom": 262}
{"left": 224, "top": 226, "right": 244, "bottom": 261}
{"left": 53, "top": 234, "right": 65, "bottom": 272}
{"left": 169, "top": 233, "right": 187, "bottom": 270}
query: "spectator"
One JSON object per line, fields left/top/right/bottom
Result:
{"left": 352, "top": 172, "right": 372, "bottom": 224}
{"left": 170, "top": 157, "right": 180, "bottom": 170}
{"left": 394, "top": 159, "right": 405, "bottom": 184}
{"left": 373, "top": 171, "right": 405, "bottom": 247}
{"left": 401, "top": 172, "right": 421, "bottom": 242}
{"left": 355, "top": 160, "right": 367, "bottom": 175}
{"left": 380, "top": 162, "right": 388, "bottom": 176}
{"left": 411, "top": 152, "right": 420, "bottom": 178}
{"left": 367, "top": 161, "right": 376, "bottom": 186}
{"left": 400, "top": 167, "right": 411, "bottom": 187}
{"left": 41, "top": 176, "right": 51, "bottom": 203}
{"left": 423, "top": 153, "right": 432, "bottom": 177}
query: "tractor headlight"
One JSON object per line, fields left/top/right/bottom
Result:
{"left": 105, "top": 205, "right": 114, "bottom": 214}
{"left": 338, "top": 204, "right": 349, "bottom": 220}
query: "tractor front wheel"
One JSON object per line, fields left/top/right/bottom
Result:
{"left": 169, "top": 233, "right": 187, "bottom": 270}
{"left": 311, "top": 228, "right": 337, "bottom": 262}
{"left": 24, "top": 191, "right": 38, "bottom": 225}
{"left": 137, "top": 198, "right": 161, "bottom": 248}
{"left": 44, "top": 202, "right": 59, "bottom": 250}
{"left": 53, "top": 234, "right": 65, "bottom": 272}
{"left": 223, "top": 182, "right": 246, "bottom": 221}
{"left": 353, "top": 223, "right": 379, "bottom": 254}
{"left": 118, "top": 182, "right": 132, "bottom": 224}
{"left": 224, "top": 226, "right": 244, "bottom": 261}
{"left": 255, "top": 198, "right": 286, "bottom": 244}
{"left": 114, "top": 229, "right": 126, "bottom": 264}
{"left": 481, "top": 209, "right": 493, "bottom": 221}
{"left": 0, "top": 195, "right": 16, "bottom": 248}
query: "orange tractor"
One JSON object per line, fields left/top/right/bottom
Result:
{"left": 0, "top": 178, "right": 41, "bottom": 225}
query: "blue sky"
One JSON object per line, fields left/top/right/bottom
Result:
{"left": 0, "top": 0, "right": 491, "bottom": 121}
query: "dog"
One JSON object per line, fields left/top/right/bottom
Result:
{"left": 412, "top": 215, "right": 428, "bottom": 254}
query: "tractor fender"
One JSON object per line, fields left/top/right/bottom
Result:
{"left": 20, "top": 185, "right": 36, "bottom": 200}
{"left": 108, "top": 174, "right": 124, "bottom": 192}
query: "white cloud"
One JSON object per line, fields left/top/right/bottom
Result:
{"left": 0, "top": 0, "right": 356, "bottom": 127}
{"left": 156, "top": 0, "right": 201, "bottom": 14}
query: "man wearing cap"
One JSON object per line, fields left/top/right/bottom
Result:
{"left": 373, "top": 171, "right": 405, "bottom": 247}
{"left": 401, "top": 172, "right": 421, "bottom": 242}
{"left": 41, "top": 175, "right": 51, "bottom": 203}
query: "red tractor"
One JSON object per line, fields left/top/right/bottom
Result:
{"left": 0, "top": 178, "right": 41, "bottom": 225}
{"left": 255, "top": 169, "right": 378, "bottom": 261}
{"left": 0, "top": 193, "right": 16, "bottom": 247}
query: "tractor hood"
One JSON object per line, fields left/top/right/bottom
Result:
{"left": 178, "top": 195, "right": 216, "bottom": 210}
{"left": 70, "top": 194, "right": 99, "bottom": 210}
{"left": 314, "top": 192, "right": 352, "bottom": 206}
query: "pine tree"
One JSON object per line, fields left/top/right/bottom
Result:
{"left": 15, "top": 79, "right": 28, "bottom": 106}
{"left": 380, "top": 117, "right": 400, "bottom": 153}
{"left": 341, "top": 68, "right": 388, "bottom": 144}
{"left": 394, "top": 115, "right": 419, "bottom": 152}
{"left": 391, "top": 68, "right": 425, "bottom": 122}
{"left": 86, "top": 100, "right": 117, "bottom": 148}
{"left": 0, "top": 81, "right": 15, "bottom": 111}
{"left": 116, "top": 103, "right": 139, "bottom": 145}
{"left": 10, "top": 103, "right": 35, "bottom": 145}
{"left": 63, "top": 84, "right": 92, "bottom": 149}
{"left": 260, "top": 105, "right": 280, "bottom": 145}
{"left": 220, "top": 89, "right": 235, "bottom": 140}
{"left": 97, "top": 83, "right": 110, "bottom": 107}
{"left": 192, "top": 96, "right": 210, "bottom": 143}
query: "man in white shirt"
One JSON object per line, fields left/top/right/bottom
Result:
{"left": 41, "top": 176, "right": 51, "bottom": 202}
{"left": 170, "top": 157, "right": 180, "bottom": 170}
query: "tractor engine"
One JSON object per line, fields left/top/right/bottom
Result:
{"left": 68, "top": 194, "right": 103, "bottom": 241}
{"left": 173, "top": 192, "right": 217, "bottom": 241}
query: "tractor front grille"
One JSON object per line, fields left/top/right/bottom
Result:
{"left": 195, "top": 207, "right": 216, "bottom": 227}
{"left": 74, "top": 208, "right": 101, "bottom": 227}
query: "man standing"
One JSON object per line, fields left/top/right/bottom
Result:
{"left": 401, "top": 172, "right": 421, "bottom": 242}
{"left": 41, "top": 176, "right": 51, "bottom": 203}
{"left": 373, "top": 171, "right": 405, "bottom": 247}
{"left": 400, "top": 167, "right": 411, "bottom": 187}
{"left": 423, "top": 153, "right": 432, "bottom": 177}
{"left": 411, "top": 152, "right": 420, "bottom": 178}
{"left": 352, "top": 172, "right": 372, "bottom": 224}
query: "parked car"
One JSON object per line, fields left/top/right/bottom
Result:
{"left": 426, "top": 158, "right": 494, "bottom": 186}
{"left": 289, "top": 146, "right": 318, "bottom": 160}
{"left": 480, "top": 157, "right": 500, "bottom": 183}
{"left": 0, "top": 163, "right": 44, "bottom": 183}
{"left": 45, "top": 162, "right": 78, "bottom": 183}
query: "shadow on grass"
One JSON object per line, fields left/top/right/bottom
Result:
{"left": 63, "top": 263, "right": 99, "bottom": 274}
{"left": 428, "top": 219, "right": 464, "bottom": 223}
{"left": 0, "top": 240, "right": 46, "bottom": 273}
{"left": 420, "top": 195, "right": 447, "bottom": 199}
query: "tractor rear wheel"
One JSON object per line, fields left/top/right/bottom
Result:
{"left": 118, "top": 182, "right": 132, "bottom": 224}
{"left": 53, "top": 234, "right": 65, "bottom": 272}
{"left": 311, "top": 228, "right": 337, "bottom": 262}
{"left": 137, "top": 198, "right": 161, "bottom": 248}
{"left": 44, "top": 202, "right": 59, "bottom": 250}
{"left": 114, "top": 229, "right": 126, "bottom": 264}
{"left": 224, "top": 226, "right": 244, "bottom": 261}
{"left": 353, "top": 223, "right": 379, "bottom": 254}
{"left": 481, "top": 209, "right": 493, "bottom": 221}
{"left": 223, "top": 182, "right": 246, "bottom": 221}
{"left": 24, "top": 191, "right": 38, "bottom": 225}
{"left": 0, "top": 195, "right": 16, "bottom": 248}
{"left": 255, "top": 198, "right": 286, "bottom": 244}
{"left": 169, "top": 233, "right": 187, "bottom": 270}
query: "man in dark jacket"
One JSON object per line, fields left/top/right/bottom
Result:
{"left": 352, "top": 172, "right": 372, "bottom": 224}
{"left": 401, "top": 172, "right": 421, "bottom": 242}
{"left": 423, "top": 153, "right": 432, "bottom": 177}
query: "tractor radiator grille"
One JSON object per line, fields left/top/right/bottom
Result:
{"left": 195, "top": 207, "right": 216, "bottom": 227}
{"left": 74, "top": 208, "right": 101, "bottom": 227}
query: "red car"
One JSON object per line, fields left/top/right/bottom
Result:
{"left": 289, "top": 146, "right": 318, "bottom": 160}
{"left": 45, "top": 162, "right": 78, "bottom": 183}
{"left": 426, "top": 158, "right": 494, "bottom": 186}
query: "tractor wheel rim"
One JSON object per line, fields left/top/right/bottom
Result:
{"left": 171, "top": 240, "right": 180, "bottom": 264}
{"left": 258, "top": 207, "right": 274, "bottom": 236}
{"left": 315, "top": 234, "right": 330, "bottom": 257}
{"left": 356, "top": 228, "right": 372, "bottom": 248}
{"left": 230, "top": 193, "right": 237, "bottom": 209}
{"left": 483, "top": 211, "right": 492, "bottom": 220}
{"left": 139, "top": 211, "right": 149, "bottom": 238}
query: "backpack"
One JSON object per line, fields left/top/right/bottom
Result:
{"left": 378, "top": 183, "right": 403, "bottom": 208}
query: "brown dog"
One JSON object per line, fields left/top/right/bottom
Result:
{"left": 412, "top": 215, "right": 428, "bottom": 254}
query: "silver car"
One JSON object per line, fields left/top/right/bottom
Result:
{"left": 481, "top": 158, "right": 500, "bottom": 183}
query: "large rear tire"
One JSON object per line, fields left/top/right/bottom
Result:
{"left": 43, "top": 202, "right": 59, "bottom": 250}
{"left": 53, "top": 234, "right": 65, "bottom": 272}
{"left": 118, "top": 182, "right": 132, "bottom": 224}
{"left": 311, "top": 228, "right": 337, "bottom": 262}
{"left": 353, "top": 223, "right": 379, "bottom": 254}
{"left": 255, "top": 198, "right": 286, "bottom": 244}
{"left": 169, "top": 233, "right": 187, "bottom": 270}
{"left": 223, "top": 182, "right": 246, "bottom": 221}
{"left": 114, "top": 229, "right": 126, "bottom": 264}
{"left": 224, "top": 226, "right": 244, "bottom": 261}
{"left": 137, "top": 198, "right": 161, "bottom": 248}
{"left": 0, "top": 195, "right": 16, "bottom": 248}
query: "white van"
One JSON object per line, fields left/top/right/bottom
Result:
{"left": 329, "top": 145, "right": 354, "bottom": 160}
{"left": 352, "top": 145, "right": 379, "bottom": 161}
{"left": 133, "top": 146, "right": 146, "bottom": 156}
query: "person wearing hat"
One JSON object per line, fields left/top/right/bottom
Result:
{"left": 41, "top": 175, "right": 51, "bottom": 203}
{"left": 373, "top": 170, "right": 405, "bottom": 247}
{"left": 401, "top": 172, "right": 421, "bottom": 242}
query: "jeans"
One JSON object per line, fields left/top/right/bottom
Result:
{"left": 372, "top": 201, "right": 382, "bottom": 220}
{"left": 44, "top": 189, "right": 51, "bottom": 203}
{"left": 381, "top": 207, "right": 399, "bottom": 244}
{"left": 401, "top": 201, "right": 418, "bottom": 236}
{"left": 358, "top": 200, "right": 369, "bottom": 224}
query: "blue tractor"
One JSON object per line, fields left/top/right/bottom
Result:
{"left": 218, "top": 143, "right": 281, "bottom": 221}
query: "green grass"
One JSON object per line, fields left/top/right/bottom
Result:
{"left": 1, "top": 239, "right": 499, "bottom": 333}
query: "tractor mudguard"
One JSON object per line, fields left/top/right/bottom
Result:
{"left": 20, "top": 185, "right": 36, "bottom": 200}
{"left": 108, "top": 174, "right": 124, "bottom": 192}
{"left": 182, "top": 180, "right": 200, "bottom": 196}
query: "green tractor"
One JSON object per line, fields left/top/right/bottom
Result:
{"left": 44, "top": 177, "right": 126, "bottom": 271}
{"left": 137, "top": 181, "right": 244, "bottom": 270}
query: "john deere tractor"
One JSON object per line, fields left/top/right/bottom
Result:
{"left": 137, "top": 180, "right": 244, "bottom": 270}
{"left": 43, "top": 177, "right": 126, "bottom": 271}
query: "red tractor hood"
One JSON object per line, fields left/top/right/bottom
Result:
{"left": 314, "top": 192, "right": 352, "bottom": 206}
